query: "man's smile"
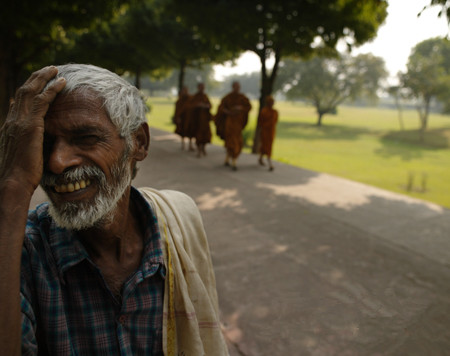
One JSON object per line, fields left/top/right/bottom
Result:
{"left": 53, "top": 179, "right": 91, "bottom": 193}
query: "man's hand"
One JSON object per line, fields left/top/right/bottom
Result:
{"left": 0, "top": 66, "right": 66, "bottom": 196}
{"left": 0, "top": 66, "right": 66, "bottom": 356}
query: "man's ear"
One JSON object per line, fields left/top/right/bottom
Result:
{"left": 132, "top": 122, "right": 150, "bottom": 161}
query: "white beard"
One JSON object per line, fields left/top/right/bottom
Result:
{"left": 41, "top": 155, "right": 132, "bottom": 231}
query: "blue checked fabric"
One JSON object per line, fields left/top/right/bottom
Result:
{"left": 21, "top": 187, "right": 165, "bottom": 355}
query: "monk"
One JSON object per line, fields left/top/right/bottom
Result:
{"left": 258, "top": 95, "right": 279, "bottom": 171}
{"left": 188, "top": 83, "right": 212, "bottom": 157}
{"left": 173, "top": 86, "right": 192, "bottom": 150}
{"left": 215, "top": 81, "right": 252, "bottom": 170}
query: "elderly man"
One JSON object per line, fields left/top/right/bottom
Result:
{"left": 0, "top": 64, "right": 228, "bottom": 355}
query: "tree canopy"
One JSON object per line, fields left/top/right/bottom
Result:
{"left": 0, "top": 0, "right": 128, "bottom": 120}
{"left": 280, "top": 54, "right": 387, "bottom": 126}
{"left": 401, "top": 37, "right": 450, "bottom": 138}
{"left": 420, "top": 0, "right": 450, "bottom": 25}
{"left": 63, "top": 0, "right": 234, "bottom": 91}
{"left": 61, "top": 0, "right": 173, "bottom": 88}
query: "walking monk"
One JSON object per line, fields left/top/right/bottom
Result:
{"left": 258, "top": 95, "right": 278, "bottom": 171}
{"left": 173, "top": 86, "right": 192, "bottom": 150}
{"left": 215, "top": 81, "right": 252, "bottom": 171}
{"left": 188, "top": 83, "right": 212, "bottom": 157}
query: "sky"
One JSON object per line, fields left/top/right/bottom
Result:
{"left": 213, "top": 0, "right": 449, "bottom": 82}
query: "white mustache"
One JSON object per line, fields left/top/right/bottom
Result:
{"left": 41, "top": 166, "right": 105, "bottom": 187}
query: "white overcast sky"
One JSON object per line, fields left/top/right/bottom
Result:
{"left": 213, "top": 0, "right": 449, "bottom": 81}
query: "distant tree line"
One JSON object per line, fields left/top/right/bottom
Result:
{"left": 0, "top": 0, "right": 389, "bottom": 153}
{"left": 2, "top": 0, "right": 447, "bottom": 141}
{"left": 271, "top": 36, "right": 450, "bottom": 133}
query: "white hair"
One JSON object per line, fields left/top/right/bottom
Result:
{"left": 47, "top": 64, "right": 147, "bottom": 139}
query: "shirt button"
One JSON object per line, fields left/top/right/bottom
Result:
{"left": 118, "top": 315, "right": 127, "bottom": 324}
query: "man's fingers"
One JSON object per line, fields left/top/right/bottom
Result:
{"left": 20, "top": 66, "right": 58, "bottom": 94}
{"left": 38, "top": 77, "right": 66, "bottom": 104}
{"left": 7, "top": 66, "right": 63, "bottom": 123}
{"left": 31, "top": 77, "right": 66, "bottom": 119}
{"left": 13, "top": 66, "right": 59, "bottom": 108}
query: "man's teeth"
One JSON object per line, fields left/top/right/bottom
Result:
{"left": 54, "top": 179, "right": 91, "bottom": 193}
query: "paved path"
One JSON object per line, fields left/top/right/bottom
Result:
{"left": 31, "top": 128, "right": 450, "bottom": 356}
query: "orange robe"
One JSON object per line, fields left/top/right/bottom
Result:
{"left": 188, "top": 92, "right": 212, "bottom": 145}
{"left": 215, "top": 92, "right": 252, "bottom": 159}
{"left": 258, "top": 107, "right": 278, "bottom": 156}
{"left": 174, "top": 93, "right": 191, "bottom": 137}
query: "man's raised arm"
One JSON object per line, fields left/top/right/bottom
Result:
{"left": 0, "top": 66, "right": 65, "bottom": 355}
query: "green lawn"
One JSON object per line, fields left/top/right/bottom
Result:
{"left": 146, "top": 97, "right": 450, "bottom": 208}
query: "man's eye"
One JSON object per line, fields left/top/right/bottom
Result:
{"left": 75, "top": 135, "right": 101, "bottom": 145}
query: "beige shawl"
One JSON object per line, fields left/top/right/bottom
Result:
{"left": 139, "top": 188, "right": 229, "bottom": 356}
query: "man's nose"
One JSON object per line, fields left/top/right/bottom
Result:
{"left": 46, "top": 139, "right": 82, "bottom": 175}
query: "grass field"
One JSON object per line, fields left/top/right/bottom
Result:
{"left": 146, "top": 97, "right": 450, "bottom": 208}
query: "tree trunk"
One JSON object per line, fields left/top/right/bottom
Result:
{"left": 134, "top": 66, "right": 141, "bottom": 89}
{"left": 178, "top": 60, "right": 186, "bottom": 94}
{"left": 417, "top": 96, "right": 431, "bottom": 142}
{"left": 394, "top": 96, "right": 404, "bottom": 130}
{"left": 316, "top": 112, "right": 324, "bottom": 127}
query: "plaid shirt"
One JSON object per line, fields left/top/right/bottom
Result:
{"left": 21, "top": 187, "right": 165, "bottom": 355}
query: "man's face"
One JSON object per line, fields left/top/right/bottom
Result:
{"left": 41, "top": 89, "right": 133, "bottom": 230}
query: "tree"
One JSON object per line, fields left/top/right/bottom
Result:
{"left": 61, "top": 0, "right": 173, "bottom": 89}
{"left": 419, "top": 0, "right": 450, "bottom": 25}
{"left": 157, "top": 17, "right": 234, "bottom": 94}
{"left": 280, "top": 54, "right": 387, "bottom": 126}
{"left": 387, "top": 85, "right": 408, "bottom": 131}
{"left": 0, "top": 0, "right": 127, "bottom": 121}
{"left": 401, "top": 37, "right": 450, "bottom": 140}
{"left": 171, "top": 0, "right": 388, "bottom": 150}
{"left": 65, "top": 0, "right": 233, "bottom": 92}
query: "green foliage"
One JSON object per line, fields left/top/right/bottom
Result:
{"left": 0, "top": 0, "right": 128, "bottom": 119}
{"left": 61, "top": 0, "right": 171, "bottom": 78}
{"left": 173, "top": 0, "right": 388, "bottom": 57}
{"left": 64, "top": 0, "right": 236, "bottom": 91}
{"left": 401, "top": 37, "right": 450, "bottom": 132}
{"left": 280, "top": 54, "right": 387, "bottom": 125}
{"left": 419, "top": 0, "right": 450, "bottom": 24}
{"left": 0, "top": 0, "right": 126, "bottom": 74}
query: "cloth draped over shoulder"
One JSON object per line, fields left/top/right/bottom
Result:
{"left": 139, "top": 188, "right": 229, "bottom": 356}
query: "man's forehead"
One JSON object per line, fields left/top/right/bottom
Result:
{"left": 44, "top": 88, "right": 117, "bottom": 135}
{"left": 47, "top": 88, "right": 104, "bottom": 114}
